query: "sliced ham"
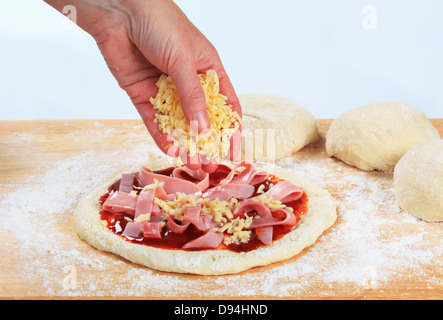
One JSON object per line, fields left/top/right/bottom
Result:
{"left": 138, "top": 167, "right": 201, "bottom": 196}
{"left": 119, "top": 173, "right": 135, "bottom": 193}
{"left": 142, "top": 222, "right": 162, "bottom": 239}
{"left": 265, "top": 180, "right": 303, "bottom": 203}
{"left": 219, "top": 161, "right": 252, "bottom": 185}
{"left": 182, "top": 206, "right": 201, "bottom": 227}
{"left": 134, "top": 188, "right": 155, "bottom": 219}
{"left": 182, "top": 229, "right": 224, "bottom": 250}
{"left": 202, "top": 188, "right": 232, "bottom": 202}
{"left": 248, "top": 170, "right": 269, "bottom": 186}
{"left": 172, "top": 167, "right": 210, "bottom": 192}
{"left": 204, "top": 183, "right": 254, "bottom": 200}
{"left": 198, "top": 214, "right": 215, "bottom": 231}
{"left": 151, "top": 204, "right": 160, "bottom": 214}
{"left": 150, "top": 209, "right": 164, "bottom": 223}
{"left": 247, "top": 208, "right": 297, "bottom": 229}
{"left": 255, "top": 226, "right": 273, "bottom": 246}
{"left": 182, "top": 206, "right": 214, "bottom": 231}
{"left": 233, "top": 199, "right": 272, "bottom": 218}
{"left": 167, "top": 215, "right": 191, "bottom": 234}
{"left": 102, "top": 191, "right": 138, "bottom": 217}
{"left": 122, "top": 221, "right": 143, "bottom": 238}
{"left": 218, "top": 161, "right": 268, "bottom": 186}
{"left": 154, "top": 186, "right": 168, "bottom": 200}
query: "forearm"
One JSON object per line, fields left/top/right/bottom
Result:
{"left": 43, "top": 0, "right": 132, "bottom": 38}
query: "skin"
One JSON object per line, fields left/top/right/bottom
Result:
{"left": 44, "top": 0, "right": 242, "bottom": 172}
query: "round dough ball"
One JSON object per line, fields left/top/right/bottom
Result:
{"left": 326, "top": 101, "right": 440, "bottom": 172}
{"left": 394, "top": 139, "right": 443, "bottom": 222}
{"left": 238, "top": 93, "right": 318, "bottom": 162}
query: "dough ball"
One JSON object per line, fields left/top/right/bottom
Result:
{"left": 394, "top": 139, "right": 443, "bottom": 222}
{"left": 326, "top": 101, "right": 440, "bottom": 172}
{"left": 238, "top": 93, "right": 318, "bottom": 162}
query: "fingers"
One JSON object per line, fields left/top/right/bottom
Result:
{"left": 226, "top": 128, "right": 242, "bottom": 161}
{"left": 170, "top": 63, "right": 210, "bottom": 133}
{"left": 200, "top": 155, "right": 218, "bottom": 174}
{"left": 214, "top": 65, "right": 242, "bottom": 117}
{"left": 134, "top": 101, "right": 180, "bottom": 158}
{"left": 180, "top": 149, "right": 202, "bottom": 171}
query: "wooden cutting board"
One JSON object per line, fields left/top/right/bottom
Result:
{"left": 0, "top": 119, "right": 442, "bottom": 299}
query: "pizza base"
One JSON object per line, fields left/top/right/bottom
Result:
{"left": 74, "top": 155, "right": 337, "bottom": 275}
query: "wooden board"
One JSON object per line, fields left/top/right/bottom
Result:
{"left": 0, "top": 119, "right": 442, "bottom": 299}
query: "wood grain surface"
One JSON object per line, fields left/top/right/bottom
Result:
{"left": 0, "top": 119, "right": 441, "bottom": 299}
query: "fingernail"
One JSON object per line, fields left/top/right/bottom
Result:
{"left": 180, "top": 152, "right": 201, "bottom": 171}
{"left": 226, "top": 129, "right": 242, "bottom": 160}
{"left": 190, "top": 110, "right": 210, "bottom": 133}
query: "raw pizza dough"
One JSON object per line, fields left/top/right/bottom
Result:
{"left": 394, "top": 139, "right": 443, "bottom": 222}
{"left": 237, "top": 94, "right": 318, "bottom": 162}
{"left": 74, "top": 154, "right": 337, "bottom": 275}
{"left": 326, "top": 101, "right": 439, "bottom": 172}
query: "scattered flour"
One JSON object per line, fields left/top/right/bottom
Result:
{"left": 0, "top": 143, "right": 442, "bottom": 298}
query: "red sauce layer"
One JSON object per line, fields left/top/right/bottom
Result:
{"left": 99, "top": 165, "right": 308, "bottom": 252}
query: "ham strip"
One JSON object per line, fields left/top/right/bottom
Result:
{"left": 182, "top": 206, "right": 214, "bottom": 231}
{"left": 102, "top": 191, "right": 138, "bottom": 217}
{"left": 142, "top": 222, "right": 162, "bottom": 239}
{"left": 122, "top": 221, "right": 143, "bottom": 238}
{"left": 204, "top": 183, "right": 255, "bottom": 200}
{"left": 153, "top": 186, "right": 168, "bottom": 200}
{"left": 172, "top": 167, "right": 210, "bottom": 192}
{"left": 182, "top": 229, "right": 224, "bottom": 250}
{"left": 265, "top": 180, "right": 303, "bottom": 203}
{"left": 218, "top": 161, "right": 268, "bottom": 186}
{"left": 167, "top": 215, "right": 191, "bottom": 234}
{"left": 182, "top": 206, "right": 202, "bottom": 228}
{"left": 233, "top": 199, "right": 272, "bottom": 218}
{"left": 119, "top": 173, "right": 135, "bottom": 193}
{"left": 248, "top": 170, "right": 269, "bottom": 186}
{"left": 255, "top": 226, "right": 273, "bottom": 245}
{"left": 233, "top": 199, "right": 297, "bottom": 245}
{"left": 219, "top": 161, "right": 252, "bottom": 185}
{"left": 202, "top": 188, "right": 232, "bottom": 201}
{"left": 247, "top": 208, "right": 297, "bottom": 229}
{"left": 138, "top": 167, "right": 201, "bottom": 196}
{"left": 134, "top": 189, "right": 155, "bottom": 219}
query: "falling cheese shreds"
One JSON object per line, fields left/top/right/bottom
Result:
{"left": 149, "top": 70, "right": 241, "bottom": 160}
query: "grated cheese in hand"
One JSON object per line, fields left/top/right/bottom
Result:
{"left": 149, "top": 70, "right": 241, "bottom": 160}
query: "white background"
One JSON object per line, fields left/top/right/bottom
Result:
{"left": 0, "top": 0, "right": 442, "bottom": 120}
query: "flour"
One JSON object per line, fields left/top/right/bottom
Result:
{"left": 1, "top": 142, "right": 442, "bottom": 298}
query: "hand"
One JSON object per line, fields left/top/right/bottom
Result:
{"left": 45, "top": 0, "right": 242, "bottom": 172}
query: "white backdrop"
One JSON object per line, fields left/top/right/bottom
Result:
{"left": 0, "top": 0, "right": 442, "bottom": 120}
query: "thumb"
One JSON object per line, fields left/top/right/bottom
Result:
{"left": 170, "top": 64, "right": 210, "bottom": 133}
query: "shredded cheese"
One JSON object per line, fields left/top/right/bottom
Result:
{"left": 146, "top": 183, "right": 294, "bottom": 245}
{"left": 142, "top": 178, "right": 164, "bottom": 191}
{"left": 253, "top": 194, "right": 286, "bottom": 209}
{"left": 149, "top": 70, "right": 242, "bottom": 160}
{"left": 134, "top": 213, "right": 151, "bottom": 223}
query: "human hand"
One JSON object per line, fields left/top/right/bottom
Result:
{"left": 45, "top": 0, "right": 242, "bottom": 172}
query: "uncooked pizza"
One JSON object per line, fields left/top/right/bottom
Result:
{"left": 74, "top": 155, "right": 337, "bottom": 275}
